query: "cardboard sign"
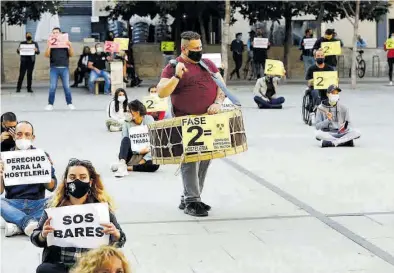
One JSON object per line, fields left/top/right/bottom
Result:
{"left": 386, "top": 38, "right": 394, "bottom": 49}
{"left": 19, "top": 44, "right": 35, "bottom": 56}
{"left": 181, "top": 114, "right": 231, "bottom": 153}
{"left": 161, "top": 41, "right": 175, "bottom": 52}
{"left": 253, "top": 38, "right": 269, "bottom": 49}
{"left": 129, "top": 125, "right": 150, "bottom": 153}
{"left": 48, "top": 33, "right": 69, "bottom": 48}
{"left": 264, "top": 59, "right": 285, "bottom": 76}
{"left": 142, "top": 95, "right": 168, "bottom": 112}
{"left": 1, "top": 149, "right": 51, "bottom": 186}
{"left": 221, "top": 97, "right": 236, "bottom": 111}
{"left": 46, "top": 203, "right": 110, "bottom": 249}
{"left": 104, "top": 41, "right": 120, "bottom": 53}
{"left": 303, "top": 38, "right": 317, "bottom": 50}
{"left": 313, "top": 71, "right": 339, "bottom": 90}
{"left": 202, "top": 53, "right": 222, "bottom": 68}
{"left": 114, "top": 38, "right": 129, "bottom": 51}
{"left": 321, "top": 41, "right": 341, "bottom": 56}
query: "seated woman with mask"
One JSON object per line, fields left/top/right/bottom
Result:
{"left": 315, "top": 85, "right": 361, "bottom": 147}
{"left": 253, "top": 76, "right": 285, "bottom": 109}
{"left": 112, "top": 100, "right": 160, "bottom": 177}
{"left": 106, "top": 88, "right": 131, "bottom": 132}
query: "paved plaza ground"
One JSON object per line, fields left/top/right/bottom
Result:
{"left": 1, "top": 82, "right": 394, "bottom": 273}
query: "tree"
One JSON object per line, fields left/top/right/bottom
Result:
{"left": 222, "top": 0, "right": 230, "bottom": 83}
{"left": 1, "top": 1, "right": 61, "bottom": 82}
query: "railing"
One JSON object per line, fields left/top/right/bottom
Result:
{"left": 337, "top": 55, "right": 346, "bottom": 78}
{"left": 372, "top": 55, "right": 380, "bottom": 77}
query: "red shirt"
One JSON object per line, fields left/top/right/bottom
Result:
{"left": 384, "top": 43, "right": 394, "bottom": 58}
{"left": 161, "top": 57, "right": 219, "bottom": 117}
{"left": 148, "top": 111, "right": 165, "bottom": 121}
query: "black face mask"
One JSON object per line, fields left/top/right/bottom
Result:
{"left": 66, "top": 179, "right": 91, "bottom": 199}
{"left": 26, "top": 36, "right": 32, "bottom": 41}
{"left": 188, "top": 50, "right": 202, "bottom": 62}
{"left": 316, "top": 58, "right": 324, "bottom": 65}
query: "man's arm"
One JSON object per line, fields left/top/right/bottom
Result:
{"left": 16, "top": 42, "right": 21, "bottom": 54}
{"left": 213, "top": 72, "right": 226, "bottom": 104}
{"left": 315, "top": 109, "right": 331, "bottom": 130}
{"left": 45, "top": 47, "right": 51, "bottom": 58}
{"left": 35, "top": 42, "right": 40, "bottom": 55}
{"left": 88, "top": 61, "right": 100, "bottom": 72}
{"left": 157, "top": 62, "right": 186, "bottom": 98}
{"left": 68, "top": 42, "right": 74, "bottom": 57}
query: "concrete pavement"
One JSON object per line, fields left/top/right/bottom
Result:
{"left": 1, "top": 82, "right": 394, "bottom": 273}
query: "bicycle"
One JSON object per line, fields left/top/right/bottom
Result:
{"left": 348, "top": 49, "right": 366, "bottom": 78}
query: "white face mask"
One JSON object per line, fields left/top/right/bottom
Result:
{"left": 328, "top": 94, "right": 340, "bottom": 105}
{"left": 96, "top": 47, "right": 103, "bottom": 53}
{"left": 117, "top": 96, "right": 126, "bottom": 102}
{"left": 15, "top": 139, "right": 32, "bottom": 150}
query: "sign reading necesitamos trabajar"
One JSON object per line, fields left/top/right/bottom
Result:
{"left": 181, "top": 113, "right": 231, "bottom": 153}
{"left": 1, "top": 149, "right": 51, "bottom": 186}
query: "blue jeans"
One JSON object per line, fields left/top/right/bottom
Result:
{"left": 89, "top": 70, "right": 111, "bottom": 94}
{"left": 303, "top": 55, "right": 314, "bottom": 76}
{"left": 1, "top": 197, "right": 47, "bottom": 230}
{"left": 48, "top": 67, "right": 73, "bottom": 105}
{"left": 254, "top": 96, "right": 285, "bottom": 109}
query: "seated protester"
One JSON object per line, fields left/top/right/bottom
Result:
{"left": 31, "top": 158, "right": 126, "bottom": 273}
{"left": 88, "top": 43, "right": 112, "bottom": 95}
{"left": 112, "top": 100, "right": 160, "bottom": 177}
{"left": 253, "top": 76, "right": 285, "bottom": 109}
{"left": 315, "top": 85, "right": 361, "bottom": 148}
{"left": 71, "top": 46, "right": 91, "bottom": 88}
{"left": 1, "top": 112, "right": 17, "bottom": 152}
{"left": 306, "top": 48, "right": 335, "bottom": 122}
{"left": 106, "top": 88, "right": 131, "bottom": 132}
{"left": 147, "top": 85, "right": 165, "bottom": 121}
{"left": 0, "top": 121, "right": 57, "bottom": 237}
{"left": 70, "top": 245, "right": 131, "bottom": 273}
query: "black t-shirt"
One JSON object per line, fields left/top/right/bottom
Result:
{"left": 1, "top": 126, "right": 15, "bottom": 152}
{"left": 50, "top": 48, "right": 69, "bottom": 67}
{"left": 89, "top": 53, "right": 108, "bottom": 70}
{"left": 305, "top": 64, "right": 334, "bottom": 80}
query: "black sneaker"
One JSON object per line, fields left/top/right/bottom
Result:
{"left": 71, "top": 83, "right": 78, "bottom": 88}
{"left": 16, "top": 89, "right": 21, "bottom": 93}
{"left": 339, "top": 140, "right": 354, "bottom": 147}
{"left": 321, "top": 140, "right": 334, "bottom": 148}
{"left": 27, "top": 89, "right": 33, "bottom": 93}
{"left": 179, "top": 200, "right": 211, "bottom": 211}
{"left": 184, "top": 202, "right": 208, "bottom": 217}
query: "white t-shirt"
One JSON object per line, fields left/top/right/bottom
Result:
{"left": 107, "top": 100, "right": 127, "bottom": 122}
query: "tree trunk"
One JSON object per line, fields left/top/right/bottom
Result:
{"left": 316, "top": 3, "right": 325, "bottom": 38}
{"left": 198, "top": 13, "right": 207, "bottom": 45}
{"left": 1, "top": 26, "right": 5, "bottom": 83}
{"left": 174, "top": 8, "right": 182, "bottom": 56}
{"left": 351, "top": 0, "right": 360, "bottom": 89}
{"left": 283, "top": 13, "right": 292, "bottom": 78}
{"left": 221, "top": 0, "right": 230, "bottom": 83}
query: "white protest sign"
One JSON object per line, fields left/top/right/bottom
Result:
{"left": 129, "top": 125, "right": 150, "bottom": 153}
{"left": 303, "top": 38, "right": 317, "bottom": 50}
{"left": 202, "top": 53, "right": 222, "bottom": 68}
{"left": 1, "top": 149, "right": 51, "bottom": 186}
{"left": 221, "top": 97, "right": 236, "bottom": 111}
{"left": 19, "top": 44, "right": 35, "bottom": 56}
{"left": 253, "top": 38, "right": 269, "bottom": 48}
{"left": 46, "top": 203, "right": 110, "bottom": 249}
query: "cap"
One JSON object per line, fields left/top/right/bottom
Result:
{"left": 327, "top": 85, "right": 341, "bottom": 93}
{"left": 325, "top": 29, "right": 334, "bottom": 35}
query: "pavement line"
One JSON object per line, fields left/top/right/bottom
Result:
{"left": 222, "top": 158, "right": 394, "bottom": 267}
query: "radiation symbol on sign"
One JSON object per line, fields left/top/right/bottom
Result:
{"left": 216, "top": 123, "right": 224, "bottom": 131}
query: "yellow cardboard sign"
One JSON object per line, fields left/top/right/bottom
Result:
{"left": 142, "top": 96, "right": 168, "bottom": 112}
{"left": 264, "top": 59, "right": 285, "bottom": 76}
{"left": 313, "top": 71, "right": 339, "bottom": 90}
{"left": 161, "top": 41, "right": 175, "bottom": 52}
{"left": 386, "top": 38, "right": 394, "bottom": 49}
{"left": 181, "top": 114, "right": 231, "bottom": 153}
{"left": 114, "top": 38, "right": 129, "bottom": 51}
{"left": 321, "top": 41, "right": 341, "bottom": 56}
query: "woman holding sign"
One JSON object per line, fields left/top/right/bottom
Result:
{"left": 147, "top": 85, "right": 165, "bottom": 121}
{"left": 31, "top": 159, "right": 126, "bottom": 273}
{"left": 106, "top": 88, "right": 130, "bottom": 132}
{"left": 384, "top": 33, "right": 394, "bottom": 85}
{"left": 112, "top": 100, "right": 159, "bottom": 177}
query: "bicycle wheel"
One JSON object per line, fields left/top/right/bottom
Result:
{"left": 357, "top": 60, "right": 366, "bottom": 78}
{"left": 243, "top": 62, "right": 249, "bottom": 80}
{"left": 302, "top": 93, "right": 311, "bottom": 124}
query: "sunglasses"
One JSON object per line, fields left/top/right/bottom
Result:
{"left": 68, "top": 158, "right": 93, "bottom": 166}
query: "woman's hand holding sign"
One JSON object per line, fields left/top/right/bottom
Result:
{"left": 101, "top": 222, "right": 120, "bottom": 241}
{"left": 41, "top": 216, "right": 55, "bottom": 239}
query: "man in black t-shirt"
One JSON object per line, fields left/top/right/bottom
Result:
{"left": 88, "top": 43, "right": 112, "bottom": 95}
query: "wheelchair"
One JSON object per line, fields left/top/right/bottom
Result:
{"left": 302, "top": 87, "right": 314, "bottom": 126}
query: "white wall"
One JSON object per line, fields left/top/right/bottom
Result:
{"left": 1, "top": 23, "right": 25, "bottom": 41}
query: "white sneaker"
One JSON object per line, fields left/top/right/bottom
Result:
{"left": 309, "top": 112, "right": 316, "bottom": 125}
{"left": 68, "top": 104, "right": 75, "bottom": 110}
{"left": 110, "top": 162, "right": 119, "bottom": 172}
{"left": 5, "top": 223, "right": 23, "bottom": 237}
{"left": 23, "top": 221, "right": 38, "bottom": 237}
{"left": 109, "top": 125, "right": 122, "bottom": 132}
{"left": 390, "top": 82, "right": 393, "bottom": 86}
{"left": 114, "top": 162, "right": 128, "bottom": 178}
{"left": 45, "top": 105, "right": 54, "bottom": 111}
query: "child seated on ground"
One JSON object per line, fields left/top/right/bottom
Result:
{"left": 147, "top": 85, "right": 165, "bottom": 121}
{"left": 315, "top": 85, "right": 361, "bottom": 147}
{"left": 253, "top": 75, "right": 285, "bottom": 109}
{"left": 106, "top": 88, "right": 131, "bottom": 132}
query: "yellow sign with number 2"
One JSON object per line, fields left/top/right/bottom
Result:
{"left": 386, "top": 38, "right": 394, "bottom": 49}
{"left": 264, "top": 59, "right": 285, "bottom": 76}
{"left": 142, "top": 96, "right": 168, "bottom": 112}
{"left": 321, "top": 41, "right": 341, "bottom": 56}
{"left": 313, "top": 71, "right": 339, "bottom": 90}
{"left": 181, "top": 113, "right": 231, "bottom": 153}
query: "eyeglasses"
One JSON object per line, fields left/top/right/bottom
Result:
{"left": 68, "top": 158, "right": 93, "bottom": 166}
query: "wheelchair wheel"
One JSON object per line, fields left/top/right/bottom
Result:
{"left": 243, "top": 64, "right": 249, "bottom": 80}
{"left": 302, "top": 92, "right": 311, "bottom": 125}
{"left": 357, "top": 60, "right": 366, "bottom": 78}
